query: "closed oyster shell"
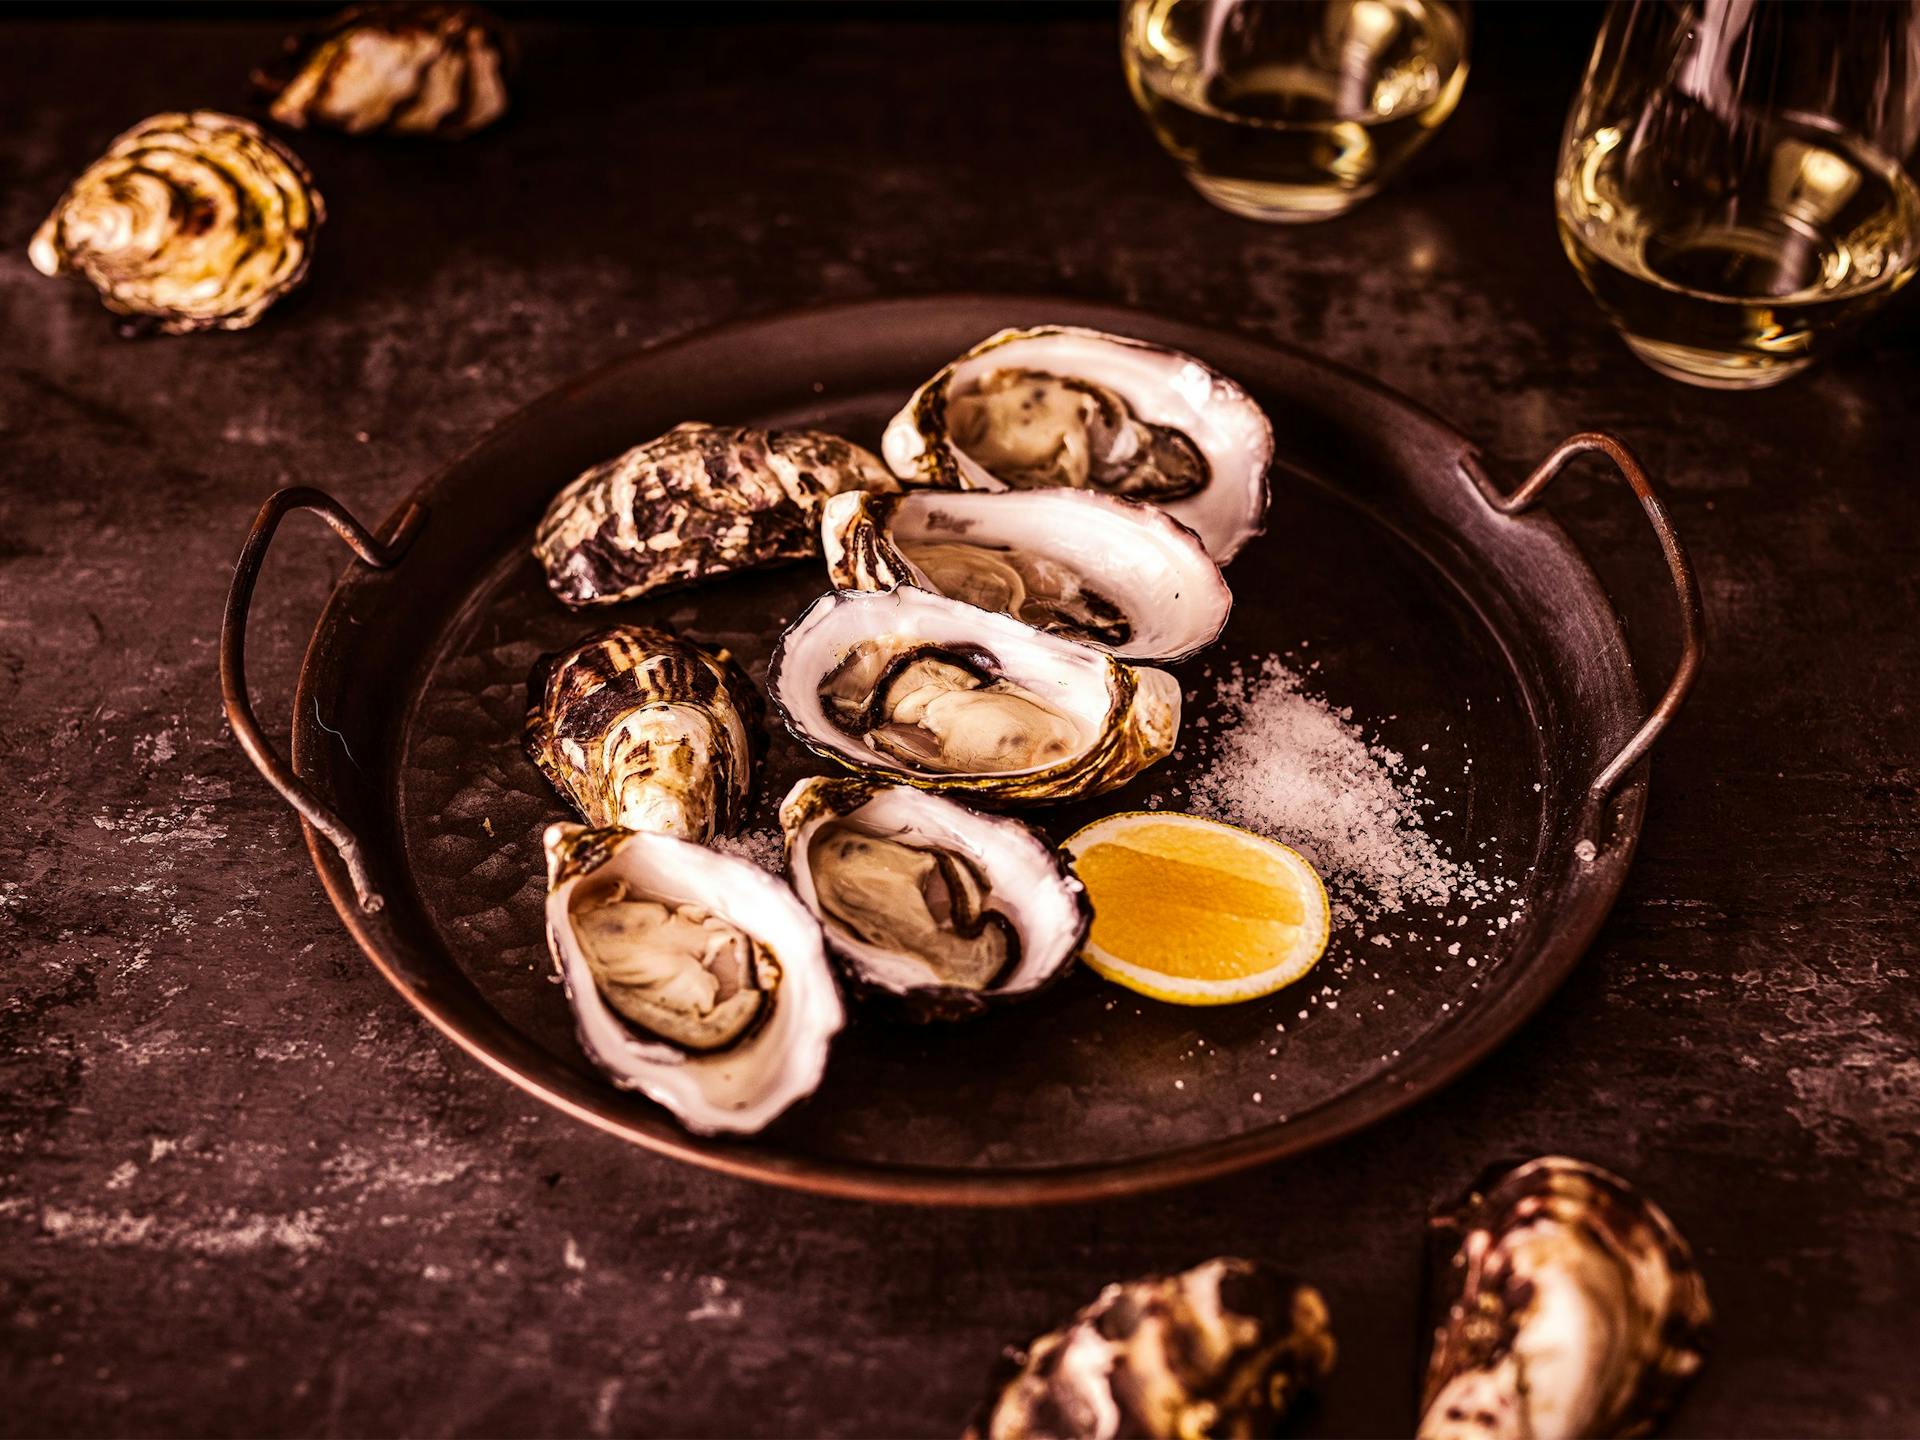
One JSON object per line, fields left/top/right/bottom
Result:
{"left": 778, "top": 776, "right": 1090, "bottom": 1019}
{"left": 525, "top": 624, "right": 761, "bottom": 843}
{"left": 970, "top": 1258, "right": 1336, "bottom": 1440}
{"left": 1420, "top": 1157, "right": 1711, "bottom": 1440}
{"left": 768, "top": 587, "right": 1180, "bottom": 806}
{"left": 259, "top": 3, "right": 512, "bottom": 139}
{"left": 534, "top": 423, "right": 901, "bottom": 606}
{"left": 543, "top": 822, "right": 843, "bottom": 1136}
{"left": 30, "top": 112, "right": 322, "bottom": 335}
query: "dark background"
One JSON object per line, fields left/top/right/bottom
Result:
{"left": 3, "top": 5, "right": 1917, "bottom": 1437}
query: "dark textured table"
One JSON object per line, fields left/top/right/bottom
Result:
{"left": 4, "top": 9, "right": 1917, "bottom": 1437}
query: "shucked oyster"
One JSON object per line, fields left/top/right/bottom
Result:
{"left": 970, "top": 1258, "right": 1336, "bottom": 1440}
{"left": 30, "top": 112, "right": 321, "bottom": 335}
{"left": 544, "top": 823, "right": 842, "bottom": 1135}
{"left": 534, "top": 423, "right": 901, "bottom": 606}
{"left": 1420, "top": 1157, "right": 1711, "bottom": 1440}
{"left": 820, "top": 487, "right": 1231, "bottom": 662}
{"left": 525, "top": 624, "right": 760, "bottom": 843}
{"left": 779, "top": 776, "right": 1089, "bottom": 1019}
{"left": 769, "top": 587, "right": 1179, "bottom": 806}
{"left": 259, "top": 4, "right": 512, "bottom": 139}
{"left": 884, "top": 327, "right": 1274, "bottom": 562}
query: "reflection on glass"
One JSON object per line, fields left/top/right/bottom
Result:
{"left": 1123, "top": 0, "right": 1469, "bottom": 223}
{"left": 1557, "top": 0, "right": 1920, "bottom": 388}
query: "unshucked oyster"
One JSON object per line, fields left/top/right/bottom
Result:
{"left": 883, "top": 327, "right": 1274, "bottom": 563}
{"left": 779, "top": 776, "right": 1089, "bottom": 1019}
{"left": 534, "top": 423, "right": 901, "bottom": 606}
{"left": 543, "top": 822, "right": 842, "bottom": 1135}
{"left": 525, "top": 624, "right": 760, "bottom": 843}
{"left": 1420, "top": 1157, "right": 1712, "bottom": 1440}
{"left": 769, "top": 587, "right": 1179, "bottom": 806}
{"left": 30, "top": 112, "right": 322, "bottom": 335}
{"left": 259, "top": 3, "right": 512, "bottom": 139}
{"left": 820, "top": 487, "right": 1230, "bottom": 662}
{"left": 970, "top": 1258, "right": 1337, "bottom": 1440}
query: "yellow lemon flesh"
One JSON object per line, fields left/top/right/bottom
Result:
{"left": 1063, "top": 812, "right": 1330, "bottom": 1005}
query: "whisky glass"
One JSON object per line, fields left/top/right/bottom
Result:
{"left": 1557, "top": 0, "right": 1920, "bottom": 388}
{"left": 1122, "top": 0, "right": 1470, "bottom": 223}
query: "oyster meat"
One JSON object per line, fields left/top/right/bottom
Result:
{"left": 259, "top": 3, "right": 511, "bottom": 138}
{"left": 820, "top": 487, "right": 1231, "bottom": 661}
{"left": 780, "top": 777, "right": 1089, "bottom": 1018}
{"left": 883, "top": 327, "right": 1273, "bottom": 563}
{"left": 1420, "top": 1157, "right": 1712, "bottom": 1440}
{"left": 970, "top": 1258, "right": 1336, "bottom": 1440}
{"left": 534, "top": 422, "right": 901, "bottom": 606}
{"left": 769, "top": 587, "right": 1179, "bottom": 805}
{"left": 30, "top": 112, "right": 322, "bottom": 335}
{"left": 544, "top": 823, "right": 842, "bottom": 1135}
{"left": 525, "top": 624, "right": 760, "bottom": 843}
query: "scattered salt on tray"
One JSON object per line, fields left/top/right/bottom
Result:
{"left": 1185, "top": 655, "right": 1505, "bottom": 931}
{"left": 709, "top": 827, "right": 784, "bottom": 872}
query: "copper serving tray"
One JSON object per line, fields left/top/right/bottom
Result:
{"left": 220, "top": 296, "right": 1701, "bottom": 1206}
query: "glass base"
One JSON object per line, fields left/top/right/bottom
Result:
{"left": 1184, "top": 171, "right": 1379, "bottom": 223}
{"left": 1621, "top": 334, "right": 1815, "bottom": 390}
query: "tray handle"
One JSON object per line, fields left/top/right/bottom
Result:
{"left": 220, "top": 487, "right": 426, "bottom": 913}
{"left": 1494, "top": 431, "right": 1704, "bottom": 806}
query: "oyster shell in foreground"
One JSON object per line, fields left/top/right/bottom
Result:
{"left": 883, "top": 326, "right": 1273, "bottom": 563}
{"left": 768, "top": 587, "right": 1180, "bottom": 806}
{"left": 969, "top": 1258, "right": 1336, "bottom": 1440}
{"left": 534, "top": 423, "right": 901, "bottom": 606}
{"left": 819, "top": 487, "right": 1231, "bottom": 662}
{"left": 1420, "top": 1157, "right": 1711, "bottom": 1440}
{"left": 779, "top": 776, "right": 1089, "bottom": 1019}
{"left": 259, "top": 3, "right": 511, "bottom": 139}
{"left": 525, "top": 624, "right": 760, "bottom": 842}
{"left": 543, "top": 823, "right": 842, "bottom": 1135}
{"left": 30, "top": 112, "right": 322, "bottom": 335}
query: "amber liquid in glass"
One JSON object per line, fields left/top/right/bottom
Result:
{"left": 1124, "top": 0, "right": 1468, "bottom": 221}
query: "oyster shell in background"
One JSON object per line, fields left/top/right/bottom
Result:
{"left": 542, "top": 822, "right": 842, "bottom": 1136}
{"left": 819, "top": 487, "right": 1231, "bottom": 663}
{"left": 883, "top": 326, "right": 1274, "bottom": 563}
{"left": 768, "top": 586, "right": 1180, "bottom": 806}
{"left": 1420, "top": 1157, "right": 1711, "bottom": 1440}
{"left": 525, "top": 624, "right": 761, "bottom": 843}
{"left": 258, "top": 3, "right": 512, "bottom": 139}
{"left": 969, "top": 1258, "right": 1336, "bottom": 1440}
{"left": 534, "top": 423, "right": 901, "bottom": 606}
{"left": 29, "top": 111, "right": 322, "bottom": 335}
{"left": 778, "top": 776, "right": 1090, "bottom": 1020}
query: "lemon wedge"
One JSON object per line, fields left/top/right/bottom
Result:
{"left": 1062, "top": 812, "right": 1330, "bottom": 1005}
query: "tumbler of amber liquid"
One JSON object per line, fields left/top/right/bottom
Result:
{"left": 1122, "top": 0, "right": 1470, "bottom": 223}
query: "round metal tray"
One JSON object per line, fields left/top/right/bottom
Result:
{"left": 221, "top": 296, "right": 1701, "bottom": 1205}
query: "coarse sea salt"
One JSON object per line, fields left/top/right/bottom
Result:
{"left": 1186, "top": 655, "right": 1501, "bottom": 929}
{"left": 709, "top": 826, "right": 784, "bottom": 872}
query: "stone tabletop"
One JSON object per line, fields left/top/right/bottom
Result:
{"left": 3, "top": 7, "right": 1916, "bottom": 1437}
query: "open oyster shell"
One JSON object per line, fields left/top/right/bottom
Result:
{"left": 969, "top": 1258, "right": 1336, "bottom": 1440}
{"left": 534, "top": 423, "right": 901, "bottom": 606}
{"left": 1420, "top": 1157, "right": 1712, "bottom": 1440}
{"left": 882, "top": 327, "right": 1273, "bottom": 563}
{"left": 543, "top": 823, "right": 842, "bottom": 1136}
{"left": 525, "top": 624, "right": 761, "bottom": 843}
{"left": 779, "top": 776, "right": 1090, "bottom": 1020}
{"left": 259, "top": 3, "right": 512, "bottom": 139}
{"left": 29, "top": 112, "right": 321, "bottom": 335}
{"left": 819, "top": 487, "right": 1231, "bottom": 663}
{"left": 768, "top": 587, "right": 1180, "bottom": 806}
